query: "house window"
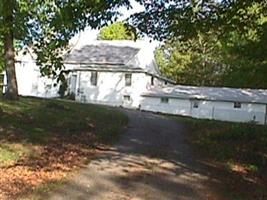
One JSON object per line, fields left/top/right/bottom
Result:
{"left": 151, "top": 76, "right": 154, "bottom": 86}
{"left": 234, "top": 102, "right": 241, "bottom": 108}
{"left": 161, "top": 97, "right": 169, "bottom": 103}
{"left": 91, "top": 71, "right": 98, "bottom": 86}
{"left": 123, "top": 95, "right": 131, "bottom": 102}
{"left": 192, "top": 101, "right": 199, "bottom": 108}
{"left": 81, "top": 95, "right": 86, "bottom": 103}
{"left": 125, "top": 74, "right": 132, "bottom": 86}
{"left": 45, "top": 84, "right": 52, "bottom": 90}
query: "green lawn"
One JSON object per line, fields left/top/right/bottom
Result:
{"left": 176, "top": 116, "right": 267, "bottom": 200}
{"left": 0, "top": 97, "right": 128, "bottom": 200}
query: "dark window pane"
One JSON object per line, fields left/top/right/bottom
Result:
{"left": 125, "top": 74, "right": 132, "bottom": 86}
{"left": 234, "top": 102, "right": 241, "bottom": 108}
{"left": 123, "top": 95, "right": 131, "bottom": 101}
{"left": 161, "top": 97, "right": 169, "bottom": 103}
{"left": 151, "top": 76, "right": 154, "bottom": 85}
{"left": 91, "top": 71, "right": 98, "bottom": 86}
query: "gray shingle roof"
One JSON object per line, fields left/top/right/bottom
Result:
{"left": 142, "top": 85, "right": 267, "bottom": 104}
{"left": 65, "top": 44, "right": 140, "bottom": 65}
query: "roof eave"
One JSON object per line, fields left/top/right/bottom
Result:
{"left": 141, "top": 93, "right": 267, "bottom": 105}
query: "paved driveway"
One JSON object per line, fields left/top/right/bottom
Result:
{"left": 49, "top": 110, "right": 225, "bottom": 200}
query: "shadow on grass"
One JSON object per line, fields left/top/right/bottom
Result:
{"left": 0, "top": 97, "right": 128, "bottom": 199}
{"left": 171, "top": 115, "right": 267, "bottom": 200}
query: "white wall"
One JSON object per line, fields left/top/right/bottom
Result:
{"left": 212, "top": 101, "right": 266, "bottom": 124}
{"left": 74, "top": 71, "right": 152, "bottom": 108}
{"left": 14, "top": 61, "right": 59, "bottom": 98}
{"left": 140, "top": 96, "right": 267, "bottom": 125}
{"left": 140, "top": 97, "right": 191, "bottom": 116}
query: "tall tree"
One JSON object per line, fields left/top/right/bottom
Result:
{"left": 98, "top": 22, "right": 136, "bottom": 40}
{"left": 0, "top": 0, "right": 131, "bottom": 100}
{"left": 131, "top": 0, "right": 266, "bottom": 41}
{"left": 155, "top": 33, "right": 226, "bottom": 87}
{"left": 150, "top": 1, "right": 267, "bottom": 88}
{"left": 2, "top": 0, "right": 18, "bottom": 99}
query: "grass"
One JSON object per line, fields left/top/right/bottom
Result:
{"left": 0, "top": 143, "right": 29, "bottom": 167}
{"left": 174, "top": 115, "right": 267, "bottom": 200}
{"left": 0, "top": 97, "right": 128, "bottom": 200}
{"left": 180, "top": 117, "right": 267, "bottom": 170}
{"left": 19, "top": 179, "right": 69, "bottom": 200}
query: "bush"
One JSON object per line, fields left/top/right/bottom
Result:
{"left": 186, "top": 118, "right": 267, "bottom": 170}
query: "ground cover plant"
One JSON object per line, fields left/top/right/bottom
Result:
{"left": 178, "top": 116, "right": 267, "bottom": 200}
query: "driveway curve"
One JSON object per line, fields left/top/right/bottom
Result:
{"left": 49, "top": 109, "right": 226, "bottom": 200}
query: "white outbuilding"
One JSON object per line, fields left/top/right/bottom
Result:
{"left": 141, "top": 85, "right": 267, "bottom": 125}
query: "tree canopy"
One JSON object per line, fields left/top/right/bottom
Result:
{"left": 154, "top": 1, "right": 267, "bottom": 89}
{"left": 98, "top": 22, "right": 136, "bottom": 40}
{"left": 130, "top": 0, "right": 266, "bottom": 41}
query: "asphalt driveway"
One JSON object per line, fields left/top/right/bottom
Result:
{"left": 48, "top": 109, "right": 226, "bottom": 200}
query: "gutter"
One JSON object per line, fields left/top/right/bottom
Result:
{"left": 67, "top": 63, "right": 176, "bottom": 85}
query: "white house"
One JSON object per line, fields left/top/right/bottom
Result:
{"left": 64, "top": 40, "right": 174, "bottom": 108}
{"left": 9, "top": 40, "right": 173, "bottom": 102}
{"left": 6, "top": 40, "right": 267, "bottom": 125}
{"left": 141, "top": 85, "right": 267, "bottom": 125}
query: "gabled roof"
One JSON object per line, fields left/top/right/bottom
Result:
{"left": 65, "top": 44, "right": 139, "bottom": 65}
{"left": 142, "top": 85, "right": 267, "bottom": 104}
{"left": 64, "top": 40, "right": 175, "bottom": 83}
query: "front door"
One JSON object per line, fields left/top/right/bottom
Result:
{"left": 70, "top": 74, "right": 77, "bottom": 95}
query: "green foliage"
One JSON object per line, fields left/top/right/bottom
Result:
{"left": 155, "top": 33, "right": 226, "bottom": 86}
{"left": 0, "top": 144, "right": 26, "bottom": 167}
{"left": 130, "top": 1, "right": 266, "bottom": 41}
{"left": 182, "top": 117, "right": 267, "bottom": 169}
{"left": 155, "top": 1, "right": 267, "bottom": 88}
{"left": 98, "top": 22, "right": 136, "bottom": 40}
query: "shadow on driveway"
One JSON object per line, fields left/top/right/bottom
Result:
{"left": 48, "top": 110, "right": 229, "bottom": 200}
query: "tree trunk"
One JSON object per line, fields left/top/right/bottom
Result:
{"left": 3, "top": 0, "right": 18, "bottom": 100}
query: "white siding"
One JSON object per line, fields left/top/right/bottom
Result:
{"left": 140, "top": 96, "right": 267, "bottom": 125}
{"left": 212, "top": 101, "right": 266, "bottom": 124}
{"left": 75, "top": 71, "right": 151, "bottom": 108}
{"left": 14, "top": 61, "right": 59, "bottom": 98}
{"left": 141, "top": 97, "right": 191, "bottom": 116}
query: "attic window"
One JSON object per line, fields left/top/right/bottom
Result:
{"left": 125, "top": 74, "right": 132, "bottom": 86}
{"left": 161, "top": 97, "right": 169, "bottom": 103}
{"left": 91, "top": 71, "right": 98, "bottom": 86}
{"left": 234, "top": 102, "right": 241, "bottom": 108}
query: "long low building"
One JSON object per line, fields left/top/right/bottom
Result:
{"left": 141, "top": 85, "right": 267, "bottom": 125}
